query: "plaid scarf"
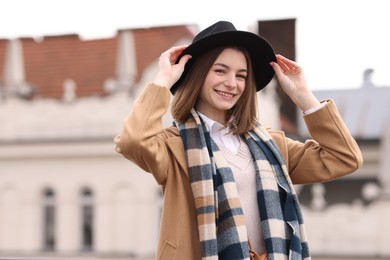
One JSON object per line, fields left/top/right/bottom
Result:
{"left": 176, "top": 109, "right": 310, "bottom": 260}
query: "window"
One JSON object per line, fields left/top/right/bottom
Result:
{"left": 80, "top": 188, "right": 94, "bottom": 251}
{"left": 42, "top": 188, "right": 56, "bottom": 251}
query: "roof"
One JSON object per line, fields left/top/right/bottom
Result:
{"left": 0, "top": 25, "right": 195, "bottom": 99}
{"left": 298, "top": 85, "right": 390, "bottom": 139}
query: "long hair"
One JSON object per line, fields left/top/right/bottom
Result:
{"left": 171, "top": 46, "right": 258, "bottom": 135}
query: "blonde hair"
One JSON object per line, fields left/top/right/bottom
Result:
{"left": 171, "top": 46, "right": 258, "bottom": 135}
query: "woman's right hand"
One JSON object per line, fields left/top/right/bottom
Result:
{"left": 153, "top": 45, "right": 192, "bottom": 89}
{"left": 270, "top": 54, "right": 320, "bottom": 112}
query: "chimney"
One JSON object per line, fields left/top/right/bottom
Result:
{"left": 3, "top": 39, "right": 25, "bottom": 96}
{"left": 115, "top": 30, "right": 138, "bottom": 92}
{"left": 258, "top": 19, "right": 298, "bottom": 135}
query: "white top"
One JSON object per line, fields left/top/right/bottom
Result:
{"left": 198, "top": 112, "right": 241, "bottom": 154}
{"left": 198, "top": 112, "right": 265, "bottom": 253}
{"left": 197, "top": 102, "right": 326, "bottom": 253}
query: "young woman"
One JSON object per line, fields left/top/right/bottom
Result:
{"left": 114, "top": 21, "right": 363, "bottom": 260}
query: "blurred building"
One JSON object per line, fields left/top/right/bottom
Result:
{"left": 0, "top": 21, "right": 282, "bottom": 259}
{"left": 0, "top": 24, "right": 196, "bottom": 259}
{"left": 297, "top": 69, "right": 390, "bottom": 259}
{"left": 1, "top": 19, "right": 388, "bottom": 260}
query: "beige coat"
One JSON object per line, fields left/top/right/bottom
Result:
{"left": 115, "top": 83, "right": 363, "bottom": 260}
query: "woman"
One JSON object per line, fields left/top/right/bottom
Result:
{"left": 114, "top": 21, "right": 363, "bottom": 260}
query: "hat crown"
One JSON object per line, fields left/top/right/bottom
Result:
{"left": 171, "top": 21, "right": 276, "bottom": 94}
{"left": 192, "top": 21, "right": 237, "bottom": 43}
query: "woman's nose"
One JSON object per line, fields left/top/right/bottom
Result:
{"left": 224, "top": 73, "right": 237, "bottom": 88}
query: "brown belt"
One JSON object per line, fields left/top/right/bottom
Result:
{"left": 248, "top": 239, "right": 268, "bottom": 260}
{"left": 249, "top": 249, "right": 268, "bottom": 260}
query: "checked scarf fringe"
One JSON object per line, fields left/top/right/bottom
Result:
{"left": 176, "top": 109, "right": 311, "bottom": 260}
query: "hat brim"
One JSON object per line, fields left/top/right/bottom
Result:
{"left": 170, "top": 30, "right": 276, "bottom": 94}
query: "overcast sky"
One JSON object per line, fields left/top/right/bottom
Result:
{"left": 1, "top": 0, "right": 389, "bottom": 90}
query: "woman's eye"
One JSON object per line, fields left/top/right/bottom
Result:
{"left": 237, "top": 74, "right": 247, "bottom": 80}
{"left": 215, "top": 69, "right": 225, "bottom": 74}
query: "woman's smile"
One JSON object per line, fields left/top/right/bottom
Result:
{"left": 215, "top": 90, "right": 236, "bottom": 99}
{"left": 196, "top": 48, "right": 247, "bottom": 124}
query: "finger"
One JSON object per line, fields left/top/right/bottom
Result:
{"left": 160, "top": 45, "right": 188, "bottom": 63}
{"left": 276, "top": 58, "right": 289, "bottom": 72}
{"left": 169, "top": 45, "right": 188, "bottom": 51}
{"left": 163, "top": 45, "right": 188, "bottom": 55}
{"left": 270, "top": 61, "right": 285, "bottom": 77}
{"left": 168, "top": 45, "right": 189, "bottom": 62}
{"left": 276, "top": 54, "right": 299, "bottom": 69}
{"left": 177, "top": 54, "right": 192, "bottom": 67}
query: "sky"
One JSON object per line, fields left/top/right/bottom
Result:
{"left": 1, "top": 0, "right": 389, "bottom": 91}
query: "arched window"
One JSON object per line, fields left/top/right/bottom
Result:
{"left": 42, "top": 188, "right": 56, "bottom": 251}
{"left": 80, "top": 187, "right": 94, "bottom": 251}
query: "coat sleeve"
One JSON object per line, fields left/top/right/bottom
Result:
{"left": 282, "top": 99, "right": 363, "bottom": 184}
{"left": 114, "top": 83, "right": 172, "bottom": 184}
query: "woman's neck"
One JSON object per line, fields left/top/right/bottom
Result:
{"left": 198, "top": 110, "right": 227, "bottom": 126}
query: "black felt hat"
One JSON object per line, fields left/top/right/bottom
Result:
{"left": 170, "top": 21, "right": 276, "bottom": 94}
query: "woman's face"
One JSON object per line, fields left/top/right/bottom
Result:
{"left": 196, "top": 48, "right": 247, "bottom": 125}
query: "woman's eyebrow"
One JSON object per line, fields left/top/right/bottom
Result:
{"left": 213, "top": 63, "right": 247, "bottom": 72}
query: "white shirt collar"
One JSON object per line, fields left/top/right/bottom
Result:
{"left": 198, "top": 112, "right": 224, "bottom": 131}
{"left": 198, "top": 111, "right": 240, "bottom": 154}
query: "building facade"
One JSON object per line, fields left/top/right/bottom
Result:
{"left": 297, "top": 71, "right": 390, "bottom": 259}
{"left": 0, "top": 22, "right": 281, "bottom": 259}
{"left": 1, "top": 21, "right": 388, "bottom": 260}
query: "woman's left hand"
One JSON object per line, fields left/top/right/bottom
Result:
{"left": 270, "top": 54, "right": 321, "bottom": 111}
